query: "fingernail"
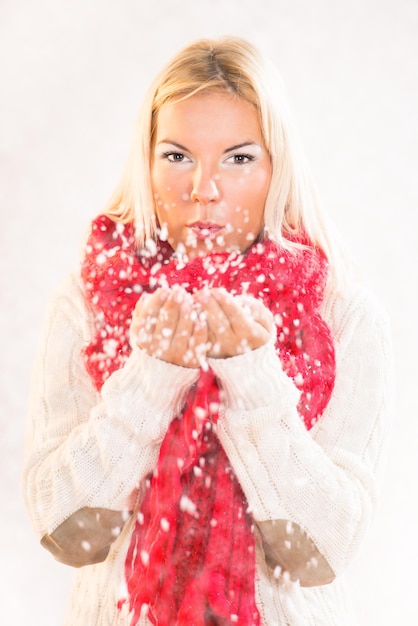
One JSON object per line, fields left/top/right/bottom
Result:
{"left": 173, "top": 286, "right": 185, "bottom": 303}
{"left": 181, "top": 297, "right": 193, "bottom": 313}
{"left": 159, "top": 288, "right": 170, "bottom": 301}
{"left": 195, "top": 288, "right": 209, "bottom": 303}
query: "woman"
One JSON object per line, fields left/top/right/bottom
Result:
{"left": 23, "top": 37, "right": 393, "bottom": 625}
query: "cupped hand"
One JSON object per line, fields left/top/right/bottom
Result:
{"left": 194, "top": 288, "right": 274, "bottom": 359}
{"left": 130, "top": 287, "right": 208, "bottom": 368}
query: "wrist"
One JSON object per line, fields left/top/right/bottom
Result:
{"left": 102, "top": 346, "right": 200, "bottom": 414}
{"left": 208, "top": 339, "right": 299, "bottom": 411}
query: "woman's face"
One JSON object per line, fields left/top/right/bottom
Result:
{"left": 151, "top": 92, "right": 272, "bottom": 259}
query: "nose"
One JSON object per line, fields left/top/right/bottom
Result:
{"left": 190, "top": 166, "right": 220, "bottom": 205}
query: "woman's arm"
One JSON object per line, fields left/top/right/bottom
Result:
{"left": 23, "top": 274, "right": 199, "bottom": 543}
{"left": 208, "top": 287, "right": 393, "bottom": 585}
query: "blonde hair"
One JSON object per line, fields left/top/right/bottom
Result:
{"left": 104, "top": 36, "right": 344, "bottom": 283}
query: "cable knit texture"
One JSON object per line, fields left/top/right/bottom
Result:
{"left": 23, "top": 216, "right": 393, "bottom": 626}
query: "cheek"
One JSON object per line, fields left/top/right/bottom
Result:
{"left": 152, "top": 171, "right": 175, "bottom": 216}
{"left": 253, "top": 166, "right": 271, "bottom": 195}
{"left": 152, "top": 190, "right": 167, "bottom": 226}
{"left": 155, "top": 203, "right": 177, "bottom": 234}
{"left": 233, "top": 172, "right": 269, "bottom": 213}
{"left": 152, "top": 162, "right": 172, "bottom": 193}
{"left": 236, "top": 175, "right": 269, "bottom": 231}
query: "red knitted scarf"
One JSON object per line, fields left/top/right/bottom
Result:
{"left": 81, "top": 215, "right": 336, "bottom": 626}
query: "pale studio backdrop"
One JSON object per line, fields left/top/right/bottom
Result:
{"left": 1, "top": 0, "right": 417, "bottom": 624}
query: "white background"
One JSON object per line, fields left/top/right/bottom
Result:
{"left": 1, "top": 0, "right": 417, "bottom": 623}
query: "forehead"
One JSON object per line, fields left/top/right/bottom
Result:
{"left": 154, "top": 92, "right": 263, "bottom": 145}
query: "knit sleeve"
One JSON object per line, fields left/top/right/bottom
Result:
{"left": 208, "top": 286, "right": 394, "bottom": 576}
{"left": 23, "top": 274, "right": 199, "bottom": 536}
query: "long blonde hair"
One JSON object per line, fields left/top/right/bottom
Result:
{"left": 104, "top": 36, "right": 344, "bottom": 282}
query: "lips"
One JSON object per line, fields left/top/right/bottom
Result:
{"left": 188, "top": 221, "right": 223, "bottom": 240}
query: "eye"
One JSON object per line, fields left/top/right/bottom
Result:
{"left": 225, "top": 153, "right": 256, "bottom": 165}
{"left": 162, "top": 151, "right": 191, "bottom": 163}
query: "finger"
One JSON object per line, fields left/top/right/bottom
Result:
{"left": 151, "top": 289, "right": 208, "bottom": 368}
{"left": 212, "top": 290, "right": 272, "bottom": 337}
{"left": 132, "top": 288, "right": 169, "bottom": 326}
{"left": 210, "top": 289, "right": 255, "bottom": 336}
{"left": 131, "top": 289, "right": 170, "bottom": 346}
{"left": 150, "top": 288, "right": 186, "bottom": 356}
{"left": 234, "top": 294, "right": 274, "bottom": 334}
{"left": 166, "top": 293, "right": 209, "bottom": 368}
{"left": 165, "top": 292, "right": 196, "bottom": 354}
{"left": 195, "top": 289, "right": 232, "bottom": 334}
{"left": 198, "top": 293, "right": 233, "bottom": 356}
{"left": 188, "top": 315, "right": 209, "bottom": 368}
{"left": 209, "top": 290, "right": 271, "bottom": 354}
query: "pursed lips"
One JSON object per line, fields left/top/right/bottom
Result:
{"left": 187, "top": 221, "right": 223, "bottom": 240}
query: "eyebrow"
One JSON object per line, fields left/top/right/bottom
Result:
{"left": 156, "top": 140, "right": 260, "bottom": 153}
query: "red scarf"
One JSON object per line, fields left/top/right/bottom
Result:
{"left": 81, "top": 215, "right": 335, "bottom": 626}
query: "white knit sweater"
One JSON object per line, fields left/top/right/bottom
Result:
{"left": 23, "top": 272, "right": 393, "bottom": 625}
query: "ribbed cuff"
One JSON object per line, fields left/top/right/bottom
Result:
{"left": 208, "top": 340, "right": 300, "bottom": 411}
{"left": 102, "top": 347, "right": 200, "bottom": 415}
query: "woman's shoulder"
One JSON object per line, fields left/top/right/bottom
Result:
{"left": 49, "top": 272, "right": 85, "bottom": 303}
{"left": 321, "top": 280, "right": 390, "bottom": 345}
{"left": 44, "top": 272, "right": 92, "bottom": 338}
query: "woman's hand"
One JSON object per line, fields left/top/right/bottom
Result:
{"left": 130, "top": 287, "right": 208, "bottom": 368}
{"left": 195, "top": 288, "right": 273, "bottom": 359}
